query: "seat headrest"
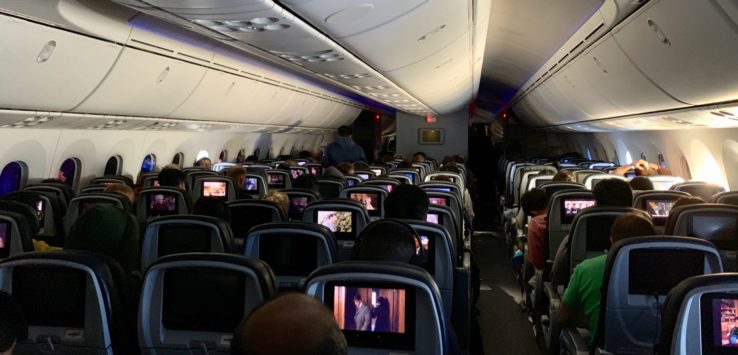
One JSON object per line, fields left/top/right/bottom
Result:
{"left": 0, "top": 200, "right": 39, "bottom": 235}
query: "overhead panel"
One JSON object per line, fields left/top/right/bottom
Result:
{"left": 613, "top": 0, "right": 738, "bottom": 105}
{"left": 0, "top": 15, "right": 122, "bottom": 112}
{"left": 128, "top": 0, "right": 434, "bottom": 115}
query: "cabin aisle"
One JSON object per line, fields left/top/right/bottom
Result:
{"left": 473, "top": 230, "right": 545, "bottom": 355}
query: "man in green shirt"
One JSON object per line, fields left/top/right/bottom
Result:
{"left": 560, "top": 213, "right": 656, "bottom": 346}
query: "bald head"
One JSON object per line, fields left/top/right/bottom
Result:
{"left": 231, "top": 294, "right": 347, "bottom": 355}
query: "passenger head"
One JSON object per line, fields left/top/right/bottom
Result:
{"left": 337, "top": 125, "right": 352, "bottom": 137}
{"left": 353, "top": 161, "right": 370, "bottom": 171}
{"left": 673, "top": 196, "right": 706, "bottom": 209}
{"left": 227, "top": 166, "right": 247, "bottom": 189}
{"left": 231, "top": 293, "right": 347, "bottom": 355}
{"left": 629, "top": 176, "right": 654, "bottom": 191}
{"left": 298, "top": 150, "right": 312, "bottom": 160}
{"left": 293, "top": 174, "right": 319, "bottom": 194}
{"left": 610, "top": 213, "right": 655, "bottom": 244}
{"left": 412, "top": 152, "right": 427, "bottom": 163}
{"left": 439, "top": 163, "right": 460, "bottom": 174}
{"left": 263, "top": 190, "right": 289, "bottom": 216}
{"left": 384, "top": 185, "right": 429, "bottom": 220}
{"left": 593, "top": 178, "right": 633, "bottom": 207}
{"left": 105, "top": 183, "right": 135, "bottom": 204}
{"left": 0, "top": 291, "right": 26, "bottom": 355}
{"left": 335, "top": 162, "right": 354, "bottom": 175}
{"left": 195, "top": 157, "right": 212, "bottom": 170}
{"left": 192, "top": 197, "right": 230, "bottom": 222}
{"left": 552, "top": 169, "right": 575, "bottom": 182}
{"left": 352, "top": 219, "right": 418, "bottom": 264}
{"left": 397, "top": 160, "right": 413, "bottom": 169}
{"left": 158, "top": 167, "right": 186, "bottom": 189}
{"left": 521, "top": 189, "right": 549, "bottom": 217}
{"left": 66, "top": 205, "right": 139, "bottom": 273}
{"left": 322, "top": 166, "right": 345, "bottom": 180}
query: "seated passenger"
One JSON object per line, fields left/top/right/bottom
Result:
{"left": 520, "top": 189, "right": 549, "bottom": 270}
{"left": 397, "top": 160, "right": 413, "bottom": 169}
{"left": 559, "top": 213, "right": 655, "bottom": 346}
{"left": 65, "top": 205, "right": 139, "bottom": 274}
{"left": 194, "top": 157, "right": 212, "bottom": 170}
{"left": 158, "top": 167, "right": 186, "bottom": 190}
{"left": 351, "top": 219, "right": 421, "bottom": 265}
{"left": 298, "top": 150, "right": 314, "bottom": 162}
{"left": 612, "top": 159, "right": 671, "bottom": 177}
{"left": 231, "top": 293, "right": 347, "bottom": 355}
{"left": 672, "top": 196, "right": 705, "bottom": 209}
{"left": 0, "top": 291, "right": 27, "bottom": 355}
{"left": 293, "top": 174, "right": 320, "bottom": 194}
{"left": 384, "top": 184, "right": 429, "bottom": 221}
{"left": 105, "top": 183, "right": 135, "bottom": 204}
{"left": 439, "top": 163, "right": 475, "bottom": 219}
{"left": 550, "top": 179, "right": 634, "bottom": 286}
{"left": 227, "top": 166, "right": 253, "bottom": 200}
{"left": 263, "top": 190, "right": 289, "bottom": 216}
{"left": 323, "top": 166, "right": 345, "bottom": 180}
{"left": 629, "top": 176, "right": 654, "bottom": 191}
{"left": 192, "top": 196, "right": 231, "bottom": 222}
{"left": 552, "top": 169, "right": 575, "bottom": 182}
{"left": 335, "top": 162, "right": 354, "bottom": 176}
{"left": 412, "top": 151, "right": 427, "bottom": 163}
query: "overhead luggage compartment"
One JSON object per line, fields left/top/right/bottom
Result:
{"left": 613, "top": 0, "right": 738, "bottom": 105}
{"left": 0, "top": 15, "right": 122, "bottom": 112}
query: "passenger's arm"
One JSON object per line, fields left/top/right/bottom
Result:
{"left": 610, "top": 163, "right": 634, "bottom": 176}
{"left": 559, "top": 302, "right": 589, "bottom": 329}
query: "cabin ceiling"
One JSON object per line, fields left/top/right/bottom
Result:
{"left": 476, "top": 0, "right": 604, "bottom": 114}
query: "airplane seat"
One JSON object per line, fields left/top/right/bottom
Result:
{"left": 354, "top": 169, "right": 377, "bottom": 181}
{"left": 560, "top": 236, "right": 722, "bottom": 355}
{"left": 574, "top": 170, "right": 605, "bottom": 184}
{"left": 282, "top": 188, "right": 321, "bottom": 220}
{"left": 137, "top": 187, "right": 191, "bottom": 224}
{"left": 66, "top": 193, "right": 134, "bottom": 233}
{"left": 426, "top": 191, "right": 463, "bottom": 237}
{"left": 645, "top": 175, "right": 686, "bottom": 191}
{"left": 316, "top": 176, "right": 346, "bottom": 198}
{"left": 539, "top": 182, "right": 587, "bottom": 197}
{"left": 418, "top": 181, "right": 462, "bottom": 202}
{"left": 304, "top": 261, "right": 450, "bottom": 355}
{"left": 388, "top": 173, "right": 413, "bottom": 185}
{"left": 632, "top": 190, "right": 691, "bottom": 234}
{"left": 140, "top": 215, "right": 235, "bottom": 271}
{"left": 711, "top": 191, "right": 738, "bottom": 206}
{"left": 265, "top": 169, "right": 292, "bottom": 190}
{"left": 79, "top": 184, "right": 109, "bottom": 194}
{"left": 89, "top": 175, "right": 134, "bottom": 187}
{"left": 401, "top": 219, "right": 472, "bottom": 349}
{"left": 244, "top": 221, "right": 336, "bottom": 290}
{"left": 183, "top": 170, "right": 219, "bottom": 193}
{"left": 190, "top": 175, "right": 237, "bottom": 203}
{"left": 526, "top": 174, "right": 554, "bottom": 193}
{"left": 369, "top": 165, "right": 388, "bottom": 177}
{"left": 428, "top": 205, "right": 462, "bottom": 262}
{"left": 363, "top": 178, "right": 402, "bottom": 193}
{"left": 138, "top": 253, "right": 276, "bottom": 355}
{"left": 588, "top": 162, "right": 615, "bottom": 170}
{"left": 664, "top": 203, "right": 738, "bottom": 271}
{"left": 515, "top": 166, "right": 557, "bottom": 208}
{"left": 670, "top": 181, "right": 726, "bottom": 201}
{"left": 289, "top": 166, "right": 310, "bottom": 181}
{"left": 141, "top": 172, "right": 159, "bottom": 188}
{"left": 583, "top": 174, "right": 628, "bottom": 190}
{"left": 227, "top": 200, "right": 286, "bottom": 251}
{"left": 2, "top": 190, "right": 66, "bottom": 246}
{"left": 26, "top": 182, "right": 75, "bottom": 206}
{"left": 302, "top": 199, "right": 370, "bottom": 260}
{"left": 390, "top": 168, "right": 421, "bottom": 185}
{"left": 345, "top": 174, "right": 362, "bottom": 187}
{"left": 542, "top": 206, "right": 649, "bottom": 353}
{"left": 425, "top": 172, "right": 464, "bottom": 197}
{"left": 0, "top": 211, "right": 35, "bottom": 258}
{"left": 0, "top": 250, "right": 139, "bottom": 354}
{"left": 340, "top": 185, "right": 388, "bottom": 219}
{"left": 238, "top": 173, "right": 268, "bottom": 199}
{"left": 305, "top": 163, "right": 322, "bottom": 176}
{"left": 0, "top": 200, "right": 41, "bottom": 236}
{"left": 657, "top": 273, "right": 738, "bottom": 355}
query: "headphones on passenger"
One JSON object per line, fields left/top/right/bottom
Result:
{"left": 352, "top": 219, "right": 428, "bottom": 268}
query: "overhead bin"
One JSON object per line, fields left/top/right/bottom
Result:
{"left": 73, "top": 47, "right": 208, "bottom": 117}
{"left": 168, "top": 70, "right": 260, "bottom": 121}
{"left": 613, "top": 0, "right": 738, "bottom": 106}
{"left": 0, "top": 15, "right": 122, "bottom": 112}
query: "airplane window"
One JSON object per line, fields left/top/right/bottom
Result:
{"left": 218, "top": 150, "right": 227, "bottom": 163}
{"left": 586, "top": 149, "right": 592, "bottom": 160}
{"left": 236, "top": 149, "right": 245, "bottom": 163}
{"left": 104, "top": 155, "right": 122, "bottom": 175}
{"left": 172, "top": 152, "right": 184, "bottom": 169}
{"left": 58, "top": 158, "right": 80, "bottom": 189}
{"left": 625, "top": 151, "right": 633, "bottom": 164}
{"left": 657, "top": 153, "right": 667, "bottom": 169}
{"left": 0, "top": 161, "right": 27, "bottom": 197}
{"left": 141, "top": 154, "right": 156, "bottom": 173}
{"left": 680, "top": 156, "right": 692, "bottom": 180}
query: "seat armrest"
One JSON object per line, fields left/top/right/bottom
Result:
{"left": 560, "top": 326, "right": 589, "bottom": 355}
{"left": 462, "top": 250, "right": 471, "bottom": 269}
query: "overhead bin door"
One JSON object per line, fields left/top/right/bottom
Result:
{"left": 73, "top": 47, "right": 207, "bottom": 117}
{"left": 0, "top": 15, "right": 122, "bottom": 111}
{"left": 614, "top": 0, "right": 738, "bottom": 105}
